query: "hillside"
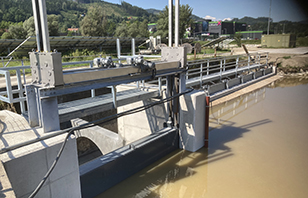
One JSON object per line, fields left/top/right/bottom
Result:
{"left": 232, "top": 16, "right": 269, "bottom": 24}
{"left": 146, "top": 8, "right": 204, "bottom": 21}
{"left": 0, "top": 0, "right": 158, "bottom": 34}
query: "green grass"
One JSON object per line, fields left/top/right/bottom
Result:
{"left": 283, "top": 56, "right": 291, "bottom": 59}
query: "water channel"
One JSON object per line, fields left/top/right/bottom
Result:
{"left": 97, "top": 77, "right": 308, "bottom": 198}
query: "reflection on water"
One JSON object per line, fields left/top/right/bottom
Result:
{"left": 98, "top": 78, "right": 308, "bottom": 198}
{"left": 269, "top": 76, "right": 308, "bottom": 88}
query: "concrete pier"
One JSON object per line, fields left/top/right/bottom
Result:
{"left": 0, "top": 110, "right": 81, "bottom": 198}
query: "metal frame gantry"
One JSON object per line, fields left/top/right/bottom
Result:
{"left": 26, "top": 0, "right": 187, "bottom": 133}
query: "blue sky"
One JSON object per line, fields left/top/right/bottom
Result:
{"left": 104, "top": 0, "right": 307, "bottom": 22}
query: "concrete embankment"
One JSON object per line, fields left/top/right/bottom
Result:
{"left": 212, "top": 75, "right": 283, "bottom": 106}
{"left": 233, "top": 46, "right": 308, "bottom": 77}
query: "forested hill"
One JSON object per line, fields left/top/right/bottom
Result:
{"left": 0, "top": 0, "right": 158, "bottom": 33}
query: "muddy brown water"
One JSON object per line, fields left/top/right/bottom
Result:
{"left": 97, "top": 77, "right": 308, "bottom": 198}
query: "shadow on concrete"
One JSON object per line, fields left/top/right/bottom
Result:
{"left": 0, "top": 119, "right": 14, "bottom": 159}
{"left": 144, "top": 98, "right": 168, "bottom": 134}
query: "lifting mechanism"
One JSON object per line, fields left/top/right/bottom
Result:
{"left": 26, "top": 0, "right": 187, "bottom": 134}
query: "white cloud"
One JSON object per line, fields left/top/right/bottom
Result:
{"left": 223, "top": 18, "right": 232, "bottom": 21}
{"left": 204, "top": 15, "right": 216, "bottom": 20}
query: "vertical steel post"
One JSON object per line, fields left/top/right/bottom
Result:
{"left": 175, "top": 0, "right": 180, "bottom": 47}
{"left": 5, "top": 71, "right": 13, "bottom": 103}
{"left": 168, "top": 0, "right": 173, "bottom": 47}
{"left": 26, "top": 85, "right": 40, "bottom": 127}
{"left": 200, "top": 63, "right": 203, "bottom": 87}
{"left": 248, "top": 55, "right": 251, "bottom": 72}
{"left": 21, "top": 60, "right": 26, "bottom": 84}
{"left": 16, "top": 70, "right": 26, "bottom": 114}
{"left": 38, "top": 0, "right": 50, "bottom": 52}
{"left": 158, "top": 77, "right": 162, "bottom": 96}
{"left": 132, "top": 38, "right": 135, "bottom": 56}
{"left": 207, "top": 59, "right": 209, "bottom": 75}
{"left": 112, "top": 85, "right": 117, "bottom": 108}
{"left": 205, "top": 96, "right": 210, "bottom": 148}
{"left": 31, "top": 0, "right": 42, "bottom": 51}
{"left": 220, "top": 60, "right": 222, "bottom": 81}
{"left": 90, "top": 62, "right": 95, "bottom": 97}
{"left": 236, "top": 56, "right": 239, "bottom": 76}
{"left": 117, "top": 38, "right": 121, "bottom": 63}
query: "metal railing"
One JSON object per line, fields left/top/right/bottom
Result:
{"left": 0, "top": 60, "right": 98, "bottom": 114}
{"left": 186, "top": 52, "right": 269, "bottom": 87}
{"left": 0, "top": 52, "right": 269, "bottom": 114}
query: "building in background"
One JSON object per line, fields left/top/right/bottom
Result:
{"left": 209, "top": 21, "right": 246, "bottom": 36}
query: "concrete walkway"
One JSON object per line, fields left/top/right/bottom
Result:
{"left": 233, "top": 46, "right": 308, "bottom": 55}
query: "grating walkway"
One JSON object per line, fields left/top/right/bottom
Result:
{"left": 58, "top": 88, "right": 159, "bottom": 123}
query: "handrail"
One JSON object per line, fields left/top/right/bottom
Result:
{"left": 0, "top": 52, "right": 269, "bottom": 115}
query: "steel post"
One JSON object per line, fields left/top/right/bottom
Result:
{"left": 200, "top": 63, "right": 203, "bottom": 87}
{"left": 16, "top": 70, "right": 26, "bottom": 114}
{"left": 175, "top": 0, "right": 180, "bottom": 47}
{"left": 168, "top": 0, "right": 173, "bottom": 47}
{"left": 204, "top": 96, "right": 210, "bottom": 148}
{"left": 132, "top": 38, "right": 135, "bottom": 56}
{"left": 25, "top": 85, "right": 40, "bottom": 127}
{"left": 117, "top": 38, "right": 121, "bottom": 63}
{"left": 31, "top": 0, "right": 42, "bottom": 51}
{"left": 37, "top": 0, "right": 50, "bottom": 52}
{"left": 207, "top": 59, "right": 209, "bottom": 75}
{"left": 4, "top": 71, "right": 13, "bottom": 103}
{"left": 38, "top": 91, "right": 60, "bottom": 132}
{"left": 90, "top": 62, "right": 95, "bottom": 97}
{"left": 112, "top": 85, "right": 117, "bottom": 108}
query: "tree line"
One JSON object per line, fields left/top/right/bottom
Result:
{"left": 0, "top": 0, "right": 194, "bottom": 41}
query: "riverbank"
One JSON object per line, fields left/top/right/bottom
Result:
{"left": 233, "top": 46, "right": 308, "bottom": 76}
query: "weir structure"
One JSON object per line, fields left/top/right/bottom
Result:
{"left": 0, "top": 0, "right": 276, "bottom": 197}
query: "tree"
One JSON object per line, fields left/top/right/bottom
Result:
{"left": 80, "top": 6, "right": 107, "bottom": 36}
{"left": 128, "top": 21, "right": 140, "bottom": 38}
{"left": 1, "top": 32, "right": 12, "bottom": 39}
{"left": 8, "top": 23, "right": 26, "bottom": 39}
{"left": 23, "top": 17, "right": 35, "bottom": 37}
{"left": 23, "top": 15, "right": 60, "bottom": 37}
{"left": 47, "top": 15, "right": 60, "bottom": 36}
{"left": 114, "top": 21, "right": 128, "bottom": 37}
{"left": 139, "top": 19, "right": 149, "bottom": 38}
{"left": 234, "top": 33, "right": 242, "bottom": 47}
{"left": 154, "top": 5, "right": 193, "bottom": 40}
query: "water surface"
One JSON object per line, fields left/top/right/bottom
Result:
{"left": 98, "top": 77, "right": 308, "bottom": 198}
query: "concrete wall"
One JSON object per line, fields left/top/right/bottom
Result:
{"left": 2, "top": 136, "right": 81, "bottom": 198}
{"left": 0, "top": 110, "right": 81, "bottom": 198}
{"left": 71, "top": 118, "right": 123, "bottom": 155}
{"left": 179, "top": 90, "right": 206, "bottom": 152}
{"left": 117, "top": 97, "right": 168, "bottom": 145}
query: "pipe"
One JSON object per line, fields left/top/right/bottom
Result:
{"left": 175, "top": 0, "right": 180, "bottom": 47}
{"left": 168, "top": 0, "right": 173, "bottom": 47}
{"left": 31, "top": 0, "right": 42, "bottom": 52}
{"left": 37, "top": 0, "right": 50, "bottom": 52}
{"left": 205, "top": 96, "right": 210, "bottom": 148}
